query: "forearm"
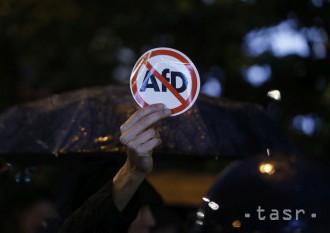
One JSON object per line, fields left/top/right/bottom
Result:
{"left": 114, "top": 104, "right": 170, "bottom": 210}
{"left": 112, "top": 160, "right": 148, "bottom": 211}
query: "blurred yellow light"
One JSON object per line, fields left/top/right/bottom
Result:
{"left": 94, "top": 136, "right": 110, "bottom": 142}
{"left": 232, "top": 220, "right": 241, "bottom": 228}
{"left": 259, "top": 163, "right": 275, "bottom": 175}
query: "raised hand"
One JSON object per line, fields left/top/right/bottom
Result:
{"left": 119, "top": 104, "right": 171, "bottom": 174}
{"left": 113, "top": 104, "right": 171, "bottom": 211}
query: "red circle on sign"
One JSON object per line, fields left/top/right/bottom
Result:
{"left": 130, "top": 48, "right": 200, "bottom": 116}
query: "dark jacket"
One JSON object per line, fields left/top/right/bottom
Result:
{"left": 38, "top": 160, "right": 162, "bottom": 233}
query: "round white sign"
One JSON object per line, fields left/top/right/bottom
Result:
{"left": 130, "top": 47, "right": 200, "bottom": 116}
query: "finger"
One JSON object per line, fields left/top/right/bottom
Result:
{"left": 123, "top": 109, "right": 171, "bottom": 142}
{"left": 120, "top": 104, "right": 165, "bottom": 133}
{"left": 135, "top": 138, "right": 161, "bottom": 155}
{"left": 123, "top": 129, "right": 158, "bottom": 151}
{"left": 120, "top": 112, "right": 162, "bottom": 145}
{"left": 133, "top": 128, "right": 158, "bottom": 145}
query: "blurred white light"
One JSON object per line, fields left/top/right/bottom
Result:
{"left": 201, "top": 77, "right": 222, "bottom": 97}
{"left": 244, "top": 65, "right": 271, "bottom": 87}
{"left": 244, "top": 20, "right": 310, "bottom": 58}
{"left": 292, "top": 114, "right": 322, "bottom": 136}
{"left": 24, "top": 177, "right": 31, "bottom": 183}
{"left": 244, "top": 30, "right": 269, "bottom": 56}
{"left": 270, "top": 27, "right": 309, "bottom": 57}
{"left": 196, "top": 220, "right": 204, "bottom": 225}
{"left": 208, "top": 201, "right": 219, "bottom": 210}
{"left": 302, "top": 118, "right": 314, "bottom": 136}
{"left": 267, "top": 90, "right": 281, "bottom": 100}
{"left": 197, "top": 211, "right": 205, "bottom": 218}
{"left": 202, "top": 197, "right": 210, "bottom": 202}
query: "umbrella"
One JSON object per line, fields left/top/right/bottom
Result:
{"left": 0, "top": 85, "right": 296, "bottom": 159}
{"left": 193, "top": 154, "right": 330, "bottom": 233}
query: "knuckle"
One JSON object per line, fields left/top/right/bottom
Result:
{"left": 127, "top": 141, "right": 136, "bottom": 149}
{"left": 139, "top": 111, "right": 162, "bottom": 127}
{"left": 148, "top": 139, "right": 158, "bottom": 148}
{"left": 119, "top": 135, "right": 127, "bottom": 144}
{"left": 148, "top": 104, "right": 158, "bottom": 109}
{"left": 153, "top": 138, "right": 160, "bottom": 145}
{"left": 138, "top": 106, "right": 150, "bottom": 116}
{"left": 131, "top": 110, "right": 142, "bottom": 123}
{"left": 135, "top": 109, "right": 143, "bottom": 119}
{"left": 120, "top": 125, "right": 125, "bottom": 133}
{"left": 152, "top": 138, "right": 161, "bottom": 147}
{"left": 155, "top": 111, "right": 166, "bottom": 119}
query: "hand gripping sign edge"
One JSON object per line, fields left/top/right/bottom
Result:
{"left": 130, "top": 47, "right": 200, "bottom": 116}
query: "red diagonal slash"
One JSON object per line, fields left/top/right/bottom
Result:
{"left": 145, "top": 61, "right": 186, "bottom": 104}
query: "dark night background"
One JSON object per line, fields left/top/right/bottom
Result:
{"left": 1, "top": 0, "right": 329, "bottom": 160}
{"left": 0, "top": 0, "right": 329, "bottom": 232}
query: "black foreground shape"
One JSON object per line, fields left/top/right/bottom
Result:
{"left": 193, "top": 154, "right": 330, "bottom": 233}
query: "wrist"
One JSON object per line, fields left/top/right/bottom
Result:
{"left": 123, "top": 160, "right": 150, "bottom": 179}
{"left": 112, "top": 162, "right": 147, "bottom": 212}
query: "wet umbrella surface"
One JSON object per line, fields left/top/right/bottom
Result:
{"left": 0, "top": 85, "right": 296, "bottom": 158}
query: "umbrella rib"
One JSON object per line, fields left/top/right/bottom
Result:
{"left": 52, "top": 98, "right": 87, "bottom": 156}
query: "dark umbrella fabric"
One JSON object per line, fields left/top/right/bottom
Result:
{"left": 0, "top": 85, "right": 296, "bottom": 158}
